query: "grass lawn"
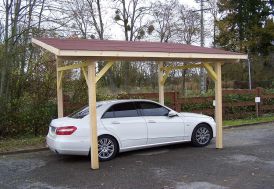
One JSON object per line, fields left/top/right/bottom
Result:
{"left": 0, "top": 135, "right": 45, "bottom": 153}
{"left": 223, "top": 115, "right": 274, "bottom": 127}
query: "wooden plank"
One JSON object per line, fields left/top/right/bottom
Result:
{"left": 262, "top": 94, "right": 274, "bottom": 99}
{"left": 177, "top": 96, "right": 214, "bottom": 104}
{"left": 223, "top": 101, "right": 255, "bottom": 107}
{"left": 59, "top": 49, "right": 248, "bottom": 60}
{"left": 81, "top": 67, "right": 89, "bottom": 87}
{"left": 261, "top": 105, "right": 274, "bottom": 110}
{"left": 158, "top": 62, "right": 164, "bottom": 105}
{"left": 96, "top": 61, "right": 114, "bottom": 83}
{"left": 203, "top": 63, "right": 217, "bottom": 81}
{"left": 222, "top": 89, "right": 256, "bottom": 95}
{"left": 56, "top": 57, "right": 64, "bottom": 118}
{"left": 215, "top": 62, "right": 223, "bottom": 149}
{"left": 160, "top": 63, "right": 203, "bottom": 72}
{"left": 88, "top": 61, "right": 99, "bottom": 169}
{"left": 57, "top": 71, "right": 64, "bottom": 90}
{"left": 57, "top": 61, "right": 92, "bottom": 71}
{"left": 32, "top": 38, "right": 60, "bottom": 55}
{"left": 160, "top": 69, "right": 171, "bottom": 85}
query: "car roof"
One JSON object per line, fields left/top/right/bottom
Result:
{"left": 97, "top": 99, "right": 156, "bottom": 105}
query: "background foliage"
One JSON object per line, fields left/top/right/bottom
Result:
{"left": 0, "top": 0, "right": 273, "bottom": 138}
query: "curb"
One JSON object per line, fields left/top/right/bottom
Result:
{"left": 224, "top": 120, "right": 274, "bottom": 129}
{"left": 0, "top": 147, "right": 49, "bottom": 156}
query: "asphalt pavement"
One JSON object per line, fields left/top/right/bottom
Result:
{"left": 1, "top": 123, "right": 274, "bottom": 189}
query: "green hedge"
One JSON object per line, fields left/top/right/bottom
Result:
{"left": 0, "top": 95, "right": 57, "bottom": 138}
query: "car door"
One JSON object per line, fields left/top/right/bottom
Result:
{"left": 137, "top": 101, "right": 185, "bottom": 144}
{"left": 100, "top": 102, "right": 147, "bottom": 148}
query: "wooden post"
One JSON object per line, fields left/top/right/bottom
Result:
{"left": 88, "top": 61, "right": 99, "bottom": 169}
{"left": 158, "top": 62, "right": 164, "bottom": 105}
{"left": 56, "top": 57, "right": 63, "bottom": 118}
{"left": 215, "top": 62, "right": 223, "bottom": 149}
{"left": 256, "top": 87, "right": 263, "bottom": 116}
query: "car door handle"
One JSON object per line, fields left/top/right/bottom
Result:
{"left": 147, "top": 120, "right": 156, "bottom": 123}
{"left": 111, "top": 121, "right": 120, "bottom": 124}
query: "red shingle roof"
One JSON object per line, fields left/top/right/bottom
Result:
{"left": 34, "top": 38, "right": 244, "bottom": 55}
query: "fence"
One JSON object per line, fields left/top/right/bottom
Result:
{"left": 118, "top": 87, "right": 274, "bottom": 120}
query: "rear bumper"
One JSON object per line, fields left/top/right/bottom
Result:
{"left": 46, "top": 135, "right": 89, "bottom": 156}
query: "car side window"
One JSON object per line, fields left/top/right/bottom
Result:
{"left": 102, "top": 107, "right": 114, "bottom": 118}
{"left": 138, "top": 102, "right": 169, "bottom": 116}
{"left": 102, "top": 102, "right": 139, "bottom": 118}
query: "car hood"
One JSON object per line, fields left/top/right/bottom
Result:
{"left": 179, "top": 112, "right": 212, "bottom": 119}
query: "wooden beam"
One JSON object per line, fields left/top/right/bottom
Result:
{"left": 58, "top": 49, "right": 248, "bottom": 60}
{"left": 32, "top": 38, "right": 60, "bottom": 55}
{"left": 57, "top": 71, "right": 64, "bottom": 89}
{"left": 160, "top": 69, "right": 171, "bottom": 85}
{"left": 57, "top": 61, "right": 91, "bottom": 71}
{"left": 58, "top": 56, "right": 237, "bottom": 63}
{"left": 203, "top": 63, "right": 217, "bottom": 81}
{"left": 96, "top": 61, "right": 115, "bottom": 83}
{"left": 215, "top": 62, "right": 223, "bottom": 149}
{"left": 161, "top": 63, "right": 203, "bottom": 71}
{"left": 81, "top": 67, "right": 89, "bottom": 87}
{"left": 158, "top": 62, "right": 164, "bottom": 105}
{"left": 56, "top": 57, "right": 64, "bottom": 118}
{"left": 88, "top": 61, "right": 99, "bottom": 169}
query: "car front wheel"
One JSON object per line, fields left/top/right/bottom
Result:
{"left": 191, "top": 124, "right": 212, "bottom": 147}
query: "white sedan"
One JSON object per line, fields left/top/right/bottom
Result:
{"left": 47, "top": 99, "right": 216, "bottom": 161}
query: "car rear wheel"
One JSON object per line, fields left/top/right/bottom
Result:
{"left": 97, "top": 135, "right": 118, "bottom": 161}
{"left": 191, "top": 124, "right": 212, "bottom": 147}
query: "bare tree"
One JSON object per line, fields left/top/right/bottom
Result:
{"left": 205, "top": 0, "right": 219, "bottom": 47}
{"left": 148, "top": 0, "right": 179, "bottom": 42}
{"left": 114, "top": 0, "right": 149, "bottom": 41}
{"left": 58, "top": 0, "right": 107, "bottom": 39}
{"left": 87, "top": 0, "right": 105, "bottom": 39}
{"left": 177, "top": 5, "right": 200, "bottom": 45}
{"left": 0, "top": 0, "right": 56, "bottom": 98}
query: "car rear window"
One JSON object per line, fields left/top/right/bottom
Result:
{"left": 68, "top": 104, "right": 102, "bottom": 119}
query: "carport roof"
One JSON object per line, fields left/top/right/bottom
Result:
{"left": 32, "top": 38, "right": 248, "bottom": 61}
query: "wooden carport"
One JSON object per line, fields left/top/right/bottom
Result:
{"left": 32, "top": 38, "right": 248, "bottom": 169}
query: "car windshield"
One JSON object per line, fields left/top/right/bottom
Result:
{"left": 68, "top": 104, "right": 102, "bottom": 119}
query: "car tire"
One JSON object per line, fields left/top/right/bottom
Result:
{"left": 191, "top": 124, "right": 213, "bottom": 147}
{"left": 95, "top": 135, "right": 119, "bottom": 161}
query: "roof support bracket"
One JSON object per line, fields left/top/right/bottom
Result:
{"left": 81, "top": 67, "right": 89, "bottom": 87}
{"left": 202, "top": 63, "right": 217, "bottom": 81}
{"left": 57, "top": 70, "right": 64, "bottom": 89}
{"left": 160, "top": 68, "right": 171, "bottom": 85}
{"left": 95, "top": 61, "right": 115, "bottom": 83}
{"left": 57, "top": 61, "right": 91, "bottom": 71}
{"left": 160, "top": 63, "right": 204, "bottom": 85}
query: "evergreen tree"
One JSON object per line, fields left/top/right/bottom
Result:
{"left": 216, "top": 0, "right": 273, "bottom": 55}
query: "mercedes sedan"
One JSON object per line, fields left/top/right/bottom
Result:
{"left": 47, "top": 99, "right": 216, "bottom": 161}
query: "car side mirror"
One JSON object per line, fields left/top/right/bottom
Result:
{"left": 168, "top": 110, "right": 178, "bottom": 117}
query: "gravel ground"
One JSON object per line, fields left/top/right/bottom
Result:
{"left": 1, "top": 123, "right": 274, "bottom": 189}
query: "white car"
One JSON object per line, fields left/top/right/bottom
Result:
{"left": 47, "top": 99, "right": 216, "bottom": 161}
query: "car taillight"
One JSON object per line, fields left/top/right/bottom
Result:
{"left": 56, "top": 126, "right": 77, "bottom": 135}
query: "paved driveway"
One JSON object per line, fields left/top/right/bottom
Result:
{"left": 1, "top": 123, "right": 274, "bottom": 189}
